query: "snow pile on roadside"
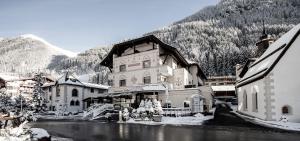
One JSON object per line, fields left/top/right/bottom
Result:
{"left": 235, "top": 111, "right": 300, "bottom": 132}
{"left": 30, "top": 128, "right": 50, "bottom": 139}
{"left": 0, "top": 121, "right": 30, "bottom": 141}
{"left": 261, "top": 121, "right": 300, "bottom": 131}
{"left": 0, "top": 122, "right": 52, "bottom": 141}
{"left": 126, "top": 114, "right": 213, "bottom": 126}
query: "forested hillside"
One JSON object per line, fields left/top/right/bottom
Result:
{"left": 148, "top": 0, "right": 300, "bottom": 76}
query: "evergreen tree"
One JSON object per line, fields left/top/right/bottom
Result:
{"left": 32, "top": 73, "right": 47, "bottom": 112}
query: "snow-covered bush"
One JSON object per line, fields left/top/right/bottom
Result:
{"left": 122, "top": 108, "right": 130, "bottom": 121}
{"left": 131, "top": 99, "right": 164, "bottom": 121}
{"left": 153, "top": 99, "right": 163, "bottom": 115}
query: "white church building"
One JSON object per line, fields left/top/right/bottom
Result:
{"left": 100, "top": 35, "right": 213, "bottom": 112}
{"left": 236, "top": 24, "right": 300, "bottom": 122}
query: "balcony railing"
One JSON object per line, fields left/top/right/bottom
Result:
{"left": 162, "top": 108, "right": 192, "bottom": 117}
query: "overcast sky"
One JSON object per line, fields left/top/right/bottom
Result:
{"left": 0, "top": 0, "right": 219, "bottom": 52}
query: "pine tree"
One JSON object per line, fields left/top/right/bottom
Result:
{"left": 32, "top": 73, "right": 47, "bottom": 112}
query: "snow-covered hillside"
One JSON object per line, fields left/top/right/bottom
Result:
{"left": 148, "top": 0, "right": 300, "bottom": 76}
{"left": 47, "top": 46, "right": 111, "bottom": 83}
{"left": 0, "top": 34, "right": 76, "bottom": 73}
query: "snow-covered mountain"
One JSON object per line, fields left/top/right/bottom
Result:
{"left": 0, "top": 34, "right": 76, "bottom": 73}
{"left": 1, "top": 0, "right": 299, "bottom": 80}
{"left": 148, "top": 0, "right": 300, "bottom": 76}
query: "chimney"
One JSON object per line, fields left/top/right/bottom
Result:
{"left": 255, "top": 22, "right": 275, "bottom": 57}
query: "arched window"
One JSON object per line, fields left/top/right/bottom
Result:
{"left": 70, "top": 100, "right": 75, "bottom": 106}
{"left": 75, "top": 100, "right": 80, "bottom": 106}
{"left": 282, "top": 105, "right": 291, "bottom": 114}
{"left": 243, "top": 91, "right": 248, "bottom": 111}
{"left": 252, "top": 92, "right": 258, "bottom": 112}
{"left": 72, "top": 89, "right": 78, "bottom": 97}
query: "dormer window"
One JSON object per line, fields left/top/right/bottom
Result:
{"left": 120, "top": 65, "right": 126, "bottom": 72}
{"left": 143, "top": 60, "right": 151, "bottom": 68}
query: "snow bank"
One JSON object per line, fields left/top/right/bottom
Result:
{"left": 0, "top": 121, "right": 30, "bottom": 141}
{"left": 235, "top": 111, "right": 300, "bottom": 132}
{"left": 126, "top": 114, "right": 213, "bottom": 126}
{"left": 30, "top": 128, "right": 50, "bottom": 139}
{"left": 36, "top": 114, "right": 84, "bottom": 120}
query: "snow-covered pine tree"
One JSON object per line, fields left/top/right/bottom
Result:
{"left": 0, "top": 88, "right": 11, "bottom": 107}
{"left": 32, "top": 73, "right": 47, "bottom": 112}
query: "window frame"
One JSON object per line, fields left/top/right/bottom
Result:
{"left": 119, "top": 64, "right": 126, "bottom": 72}
{"left": 70, "top": 100, "right": 75, "bottom": 106}
{"left": 282, "top": 105, "right": 291, "bottom": 115}
{"left": 243, "top": 91, "right": 248, "bottom": 111}
{"left": 75, "top": 100, "right": 80, "bottom": 106}
{"left": 143, "top": 76, "right": 151, "bottom": 84}
{"left": 253, "top": 92, "right": 258, "bottom": 112}
{"left": 120, "top": 79, "right": 126, "bottom": 87}
{"left": 143, "top": 60, "right": 151, "bottom": 68}
{"left": 72, "top": 89, "right": 78, "bottom": 97}
{"left": 90, "top": 88, "right": 94, "bottom": 93}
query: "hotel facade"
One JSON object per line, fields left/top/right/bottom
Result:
{"left": 101, "top": 35, "right": 212, "bottom": 112}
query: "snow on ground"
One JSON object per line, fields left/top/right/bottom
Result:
{"left": 125, "top": 114, "right": 213, "bottom": 126}
{"left": 51, "top": 136, "right": 74, "bottom": 141}
{"left": 36, "top": 114, "right": 84, "bottom": 120}
{"left": 235, "top": 111, "right": 300, "bottom": 132}
{"left": 30, "top": 128, "right": 50, "bottom": 139}
{"left": 0, "top": 122, "right": 30, "bottom": 141}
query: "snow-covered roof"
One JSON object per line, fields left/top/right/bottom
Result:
{"left": 42, "top": 82, "right": 55, "bottom": 87}
{"left": 0, "top": 74, "right": 22, "bottom": 81}
{"left": 142, "top": 84, "right": 167, "bottom": 91}
{"left": 53, "top": 72, "right": 109, "bottom": 89}
{"left": 237, "top": 24, "right": 300, "bottom": 87}
{"left": 82, "top": 82, "right": 109, "bottom": 89}
{"left": 211, "top": 85, "right": 235, "bottom": 92}
{"left": 57, "top": 72, "right": 85, "bottom": 86}
{"left": 109, "top": 84, "right": 167, "bottom": 94}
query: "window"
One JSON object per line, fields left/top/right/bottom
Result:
{"left": 143, "top": 60, "right": 151, "bottom": 68}
{"left": 143, "top": 76, "right": 151, "bottom": 84}
{"left": 75, "top": 100, "right": 80, "bottom": 106}
{"left": 184, "top": 101, "right": 190, "bottom": 108}
{"left": 49, "top": 87, "right": 52, "bottom": 92}
{"left": 56, "top": 86, "right": 60, "bottom": 97}
{"left": 120, "top": 79, "right": 126, "bottom": 87}
{"left": 70, "top": 100, "right": 75, "bottom": 106}
{"left": 108, "top": 80, "right": 114, "bottom": 86}
{"left": 282, "top": 106, "right": 291, "bottom": 114}
{"left": 90, "top": 88, "right": 94, "bottom": 93}
{"left": 253, "top": 92, "right": 258, "bottom": 112}
{"left": 72, "top": 89, "right": 78, "bottom": 97}
{"left": 119, "top": 65, "right": 126, "bottom": 72}
{"left": 49, "top": 96, "right": 52, "bottom": 101}
{"left": 243, "top": 91, "right": 248, "bottom": 111}
{"left": 98, "top": 89, "right": 105, "bottom": 94}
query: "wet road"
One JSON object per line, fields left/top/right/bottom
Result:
{"left": 30, "top": 121, "right": 300, "bottom": 141}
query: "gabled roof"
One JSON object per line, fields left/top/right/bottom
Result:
{"left": 237, "top": 24, "right": 300, "bottom": 87}
{"left": 238, "top": 58, "right": 257, "bottom": 78}
{"left": 187, "top": 61, "right": 207, "bottom": 80}
{"left": 100, "top": 35, "right": 189, "bottom": 68}
{"left": 100, "top": 35, "right": 206, "bottom": 79}
{"left": 53, "top": 72, "right": 109, "bottom": 89}
{"left": 56, "top": 72, "right": 84, "bottom": 86}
